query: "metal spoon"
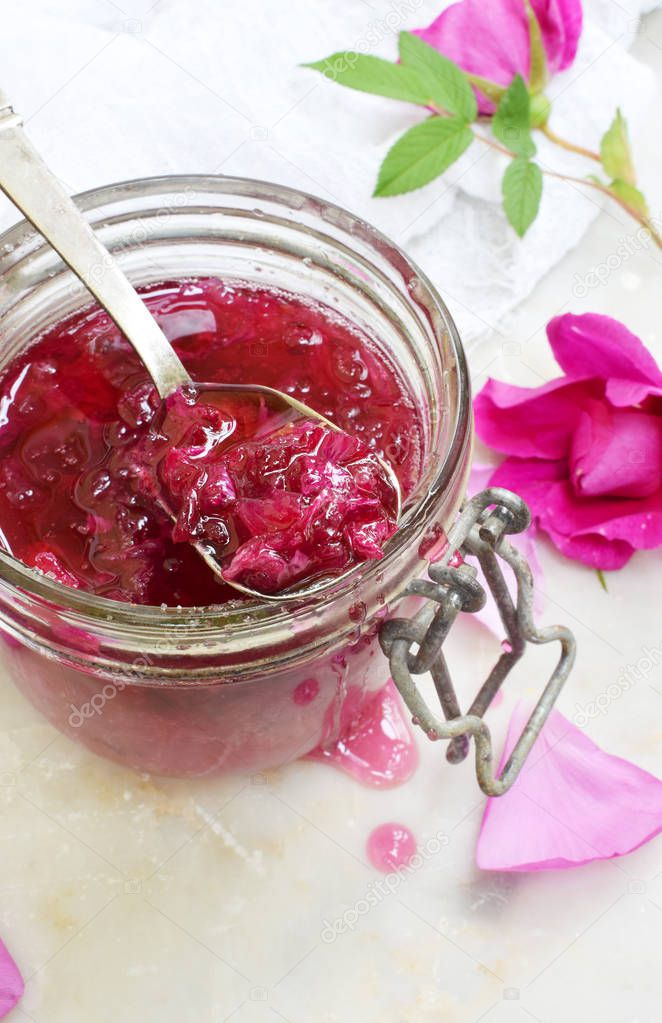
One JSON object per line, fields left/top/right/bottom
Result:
{"left": 0, "top": 91, "right": 401, "bottom": 600}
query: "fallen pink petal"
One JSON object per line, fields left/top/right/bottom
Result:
{"left": 547, "top": 312, "right": 662, "bottom": 400}
{"left": 477, "top": 702, "right": 662, "bottom": 871}
{"left": 0, "top": 940, "right": 23, "bottom": 1018}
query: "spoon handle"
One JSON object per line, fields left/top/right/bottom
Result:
{"left": 0, "top": 91, "right": 190, "bottom": 399}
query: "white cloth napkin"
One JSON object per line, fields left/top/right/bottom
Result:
{"left": 0, "top": 0, "right": 656, "bottom": 346}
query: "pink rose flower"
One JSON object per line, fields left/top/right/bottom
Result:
{"left": 474, "top": 313, "right": 662, "bottom": 570}
{"left": 413, "top": 0, "right": 583, "bottom": 112}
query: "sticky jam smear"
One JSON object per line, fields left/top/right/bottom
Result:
{"left": 0, "top": 278, "right": 423, "bottom": 606}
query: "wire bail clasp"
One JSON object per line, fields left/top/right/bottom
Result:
{"left": 379, "top": 488, "right": 576, "bottom": 796}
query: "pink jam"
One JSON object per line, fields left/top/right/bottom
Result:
{"left": 146, "top": 390, "right": 399, "bottom": 594}
{"left": 307, "top": 678, "right": 418, "bottom": 786}
{"left": 366, "top": 821, "right": 417, "bottom": 872}
{"left": 0, "top": 278, "right": 423, "bottom": 606}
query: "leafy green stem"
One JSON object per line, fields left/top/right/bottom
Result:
{"left": 304, "top": 35, "right": 657, "bottom": 245}
{"left": 540, "top": 123, "right": 601, "bottom": 163}
{"left": 543, "top": 168, "right": 662, "bottom": 248}
{"left": 450, "top": 118, "right": 662, "bottom": 249}
{"left": 467, "top": 126, "right": 517, "bottom": 159}
{"left": 430, "top": 105, "right": 513, "bottom": 156}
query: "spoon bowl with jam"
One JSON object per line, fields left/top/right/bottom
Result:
{"left": 0, "top": 91, "right": 401, "bottom": 601}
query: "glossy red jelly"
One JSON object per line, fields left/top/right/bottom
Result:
{"left": 0, "top": 278, "right": 423, "bottom": 606}
{"left": 152, "top": 389, "right": 399, "bottom": 594}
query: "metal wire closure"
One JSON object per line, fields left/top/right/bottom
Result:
{"left": 379, "top": 488, "right": 576, "bottom": 797}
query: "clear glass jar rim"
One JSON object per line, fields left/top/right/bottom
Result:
{"left": 0, "top": 173, "right": 471, "bottom": 632}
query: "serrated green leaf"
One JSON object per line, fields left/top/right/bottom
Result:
{"left": 525, "top": 0, "right": 548, "bottom": 93}
{"left": 502, "top": 157, "right": 543, "bottom": 236}
{"left": 600, "top": 109, "right": 635, "bottom": 184}
{"left": 609, "top": 178, "right": 649, "bottom": 218}
{"left": 303, "top": 53, "right": 429, "bottom": 106}
{"left": 398, "top": 32, "right": 477, "bottom": 121}
{"left": 492, "top": 75, "right": 536, "bottom": 158}
{"left": 375, "top": 116, "right": 473, "bottom": 197}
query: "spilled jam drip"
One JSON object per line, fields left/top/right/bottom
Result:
{"left": 307, "top": 678, "right": 419, "bottom": 787}
{"left": 0, "top": 278, "right": 423, "bottom": 606}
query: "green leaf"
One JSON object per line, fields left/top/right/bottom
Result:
{"left": 609, "top": 179, "right": 649, "bottom": 218}
{"left": 596, "top": 569, "right": 608, "bottom": 592}
{"left": 502, "top": 157, "right": 543, "bottom": 236}
{"left": 303, "top": 53, "right": 429, "bottom": 106}
{"left": 374, "top": 116, "right": 474, "bottom": 197}
{"left": 466, "top": 73, "right": 506, "bottom": 107}
{"left": 525, "top": 0, "right": 548, "bottom": 93}
{"left": 492, "top": 75, "right": 536, "bottom": 158}
{"left": 600, "top": 109, "right": 635, "bottom": 185}
{"left": 398, "top": 32, "right": 477, "bottom": 120}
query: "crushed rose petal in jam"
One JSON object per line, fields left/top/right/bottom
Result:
{"left": 150, "top": 388, "right": 400, "bottom": 594}
{"left": 0, "top": 278, "right": 423, "bottom": 605}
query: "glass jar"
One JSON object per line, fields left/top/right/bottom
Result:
{"left": 0, "top": 175, "right": 472, "bottom": 777}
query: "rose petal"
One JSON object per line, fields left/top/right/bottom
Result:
{"left": 0, "top": 940, "right": 23, "bottom": 1017}
{"left": 475, "top": 316, "right": 662, "bottom": 461}
{"left": 490, "top": 456, "right": 662, "bottom": 569}
{"left": 570, "top": 402, "right": 662, "bottom": 499}
{"left": 474, "top": 376, "right": 597, "bottom": 459}
{"left": 543, "top": 527, "right": 633, "bottom": 570}
{"left": 534, "top": 0, "right": 582, "bottom": 70}
{"left": 605, "top": 378, "right": 661, "bottom": 407}
{"left": 547, "top": 314, "right": 662, "bottom": 402}
{"left": 414, "top": 0, "right": 530, "bottom": 112}
{"left": 414, "top": 0, "right": 582, "bottom": 113}
{"left": 476, "top": 312, "right": 662, "bottom": 571}
{"left": 477, "top": 702, "right": 662, "bottom": 871}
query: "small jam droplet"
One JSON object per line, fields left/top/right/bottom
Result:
{"left": 366, "top": 822, "right": 417, "bottom": 872}
{"left": 349, "top": 600, "right": 367, "bottom": 624}
{"left": 292, "top": 678, "right": 320, "bottom": 706}
{"left": 418, "top": 522, "right": 448, "bottom": 562}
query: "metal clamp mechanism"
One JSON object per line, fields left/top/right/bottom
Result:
{"left": 379, "top": 488, "right": 576, "bottom": 797}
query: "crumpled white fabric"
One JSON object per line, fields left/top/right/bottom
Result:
{"left": 0, "top": 0, "right": 656, "bottom": 346}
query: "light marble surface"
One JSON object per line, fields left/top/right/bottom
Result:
{"left": 2, "top": 8, "right": 662, "bottom": 1023}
